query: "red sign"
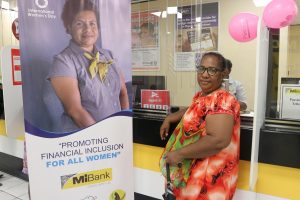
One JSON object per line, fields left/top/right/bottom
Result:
{"left": 141, "top": 90, "right": 170, "bottom": 110}
{"left": 12, "top": 18, "right": 19, "bottom": 40}
{"left": 11, "top": 48, "right": 22, "bottom": 85}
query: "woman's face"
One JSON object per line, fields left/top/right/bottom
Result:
{"left": 197, "top": 55, "right": 224, "bottom": 95}
{"left": 69, "top": 10, "right": 99, "bottom": 52}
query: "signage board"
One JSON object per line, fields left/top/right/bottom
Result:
{"left": 141, "top": 89, "right": 170, "bottom": 110}
{"left": 280, "top": 84, "right": 300, "bottom": 120}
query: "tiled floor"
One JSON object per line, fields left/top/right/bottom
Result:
{"left": 0, "top": 172, "right": 29, "bottom": 200}
{"left": 0, "top": 170, "right": 289, "bottom": 200}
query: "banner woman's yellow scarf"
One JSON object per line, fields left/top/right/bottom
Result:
{"left": 84, "top": 52, "right": 113, "bottom": 82}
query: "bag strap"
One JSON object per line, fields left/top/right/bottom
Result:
{"left": 166, "top": 163, "right": 171, "bottom": 183}
{"left": 164, "top": 163, "right": 176, "bottom": 200}
{"left": 166, "top": 163, "right": 182, "bottom": 184}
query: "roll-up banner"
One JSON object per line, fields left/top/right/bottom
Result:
{"left": 18, "top": 0, "right": 133, "bottom": 199}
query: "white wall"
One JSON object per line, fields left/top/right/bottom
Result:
{"left": 219, "top": 0, "right": 264, "bottom": 111}
{"left": 0, "top": 9, "right": 19, "bottom": 46}
{"left": 287, "top": 25, "right": 300, "bottom": 77}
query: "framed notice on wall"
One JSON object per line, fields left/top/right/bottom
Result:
{"left": 280, "top": 84, "right": 300, "bottom": 120}
{"left": 174, "top": 2, "right": 219, "bottom": 71}
{"left": 131, "top": 11, "right": 160, "bottom": 71}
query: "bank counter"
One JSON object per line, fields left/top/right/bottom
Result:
{"left": 133, "top": 107, "right": 300, "bottom": 200}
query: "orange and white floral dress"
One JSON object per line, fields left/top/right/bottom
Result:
{"left": 160, "top": 89, "right": 240, "bottom": 200}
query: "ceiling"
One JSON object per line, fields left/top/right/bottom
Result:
{"left": 131, "top": 0, "right": 155, "bottom": 4}
{"left": 1, "top": 0, "right": 300, "bottom": 25}
{"left": 130, "top": 0, "right": 300, "bottom": 25}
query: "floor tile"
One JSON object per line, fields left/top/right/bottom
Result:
{"left": 0, "top": 191, "right": 17, "bottom": 200}
{"left": 257, "top": 193, "right": 288, "bottom": 200}
{"left": 234, "top": 190, "right": 257, "bottom": 200}
{"left": 0, "top": 171, "right": 28, "bottom": 200}
{"left": 18, "top": 193, "right": 30, "bottom": 200}
{"left": 0, "top": 172, "right": 13, "bottom": 182}
{"left": 0, "top": 177, "right": 25, "bottom": 191}
{"left": 5, "top": 182, "right": 28, "bottom": 197}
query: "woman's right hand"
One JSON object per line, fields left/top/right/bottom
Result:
{"left": 160, "top": 109, "right": 187, "bottom": 140}
{"left": 160, "top": 118, "right": 170, "bottom": 140}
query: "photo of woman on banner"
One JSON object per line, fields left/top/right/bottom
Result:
{"left": 48, "top": 0, "right": 129, "bottom": 132}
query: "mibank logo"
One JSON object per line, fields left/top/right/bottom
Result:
{"left": 35, "top": 0, "right": 48, "bottom": 9}
{"left": 61, "top": 168, "right": 112, "bottom": 189}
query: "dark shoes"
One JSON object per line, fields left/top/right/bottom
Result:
{"left": 0, "top": 174, "right": 3, "bottom": 186}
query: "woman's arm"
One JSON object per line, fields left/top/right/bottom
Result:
{"left": 160, "top": 108, "right": 187, "bottom": 140}
{"left": 165, "top": 113, "right": 234, "bottom": 165}
{"left": 236, "top": 81, "right": 247, "bottom": 111}
{"left": 50, "top": 77, "right": 96, "bottom": 128}
{"left": 118, "top": 70, "right": 129, "bottom": 110}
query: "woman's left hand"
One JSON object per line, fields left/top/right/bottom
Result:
{"left": 165, "top": 150, "right": 183, "bottom": 166}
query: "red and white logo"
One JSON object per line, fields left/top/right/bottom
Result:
{"left": 12, "top": 18, "right": 19, "bottom": 40}
{"left": 151, "top": 91, "right": 159, "bottom": 98}
{"left": 141, "top": 90, "right": 170, "bottom": 110}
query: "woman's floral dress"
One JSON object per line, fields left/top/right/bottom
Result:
{"left": 160, "top": 89, "right": 240, "bottom": 200}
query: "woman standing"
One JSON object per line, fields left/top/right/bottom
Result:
{"left": 160, "top": 52, "right": 240, "bottom": 200}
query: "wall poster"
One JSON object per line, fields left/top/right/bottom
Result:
{"left": 18, "top": 0, "right": 133, "bottom": 199}
{"left": 132, "top": 11, "right": 160, "bottom": 70}
{"left": 280, "top": 84, "right": 300, "bottom": 120}
{"left": 175, "top": 2, "right": 219, "bottom": 71}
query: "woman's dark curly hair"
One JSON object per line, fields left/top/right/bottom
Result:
{"left": 61, "top": 0, "right": 100, "bottom": 33}
{"left": 200, "top": 52, "right": 226, "bottom": 71}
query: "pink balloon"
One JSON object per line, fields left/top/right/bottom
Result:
{"left": 228, "top": 12, "right": 259, "bottom": 42}
{"left": 263, "top": 0, "right": 298, "bottom": 29}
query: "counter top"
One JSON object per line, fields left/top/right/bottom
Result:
{"left": 133, "top": 112, "right": 300, "bottom": 168}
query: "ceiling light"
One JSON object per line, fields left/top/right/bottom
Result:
{"left": 162, "top": 11, "right": 167, "bottom": 18}
{"left": 253, "top": 0, "right": 272, "bottom": 7}
{"left": 2, "top": 1, "right": 9, "bottom": 10}
{"left": 177, "top": 12, "right": 182, "bottom": 19}
{"left": 167, "top": 7, "right": 178, "bottom": 14}
{"left": 151, "top": 12, "right": 161, "bottom": 17}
